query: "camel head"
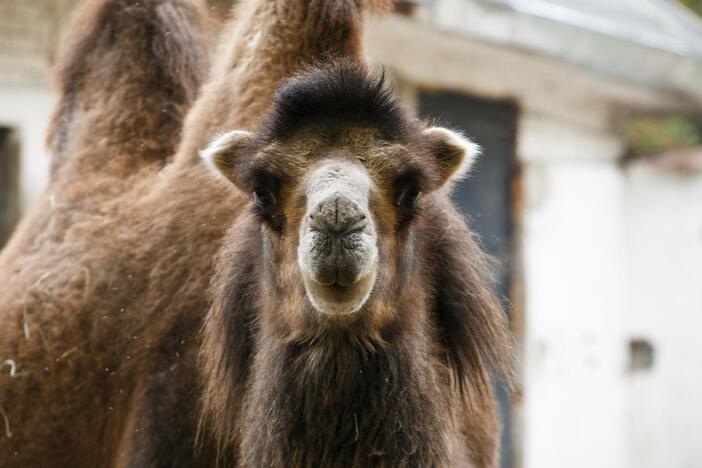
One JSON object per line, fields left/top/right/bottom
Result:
{"left": 201, "top": 61, "right": 479, "bottom": 327}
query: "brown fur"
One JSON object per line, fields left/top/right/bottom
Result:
{"left": 198, "top": 62, "right": 511, "bottom": 467}
{"left": 0, "top": 0, "right": 208, "bottom": 278}
{"left": 0, "top": 0, "right": 403, "bottom": 467}
{"left": 46, "top": 0, "right": 207, "bottom": 176}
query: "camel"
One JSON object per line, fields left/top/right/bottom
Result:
{"left": 198, "top": 60, "right": 511, "bottom": 467}
{"left": 0, "top": 0, "right": 509, "bottom": 466}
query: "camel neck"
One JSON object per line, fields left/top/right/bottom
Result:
{"left": 238, "top": 329, "right": 451, "bottom": 467}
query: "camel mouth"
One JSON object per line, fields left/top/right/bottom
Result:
{"left": 311, "top": 278, "right": 352, "bottom": 290}
{"left": 300, "top": 264, "right": 377, "bottom": 316}
{"left": 314, "top": 280, "right": 357, "bottom": 302}
{"left": 298, "top": 232, "right": 378, "bottom": 316}
{"left": 306, "top": 259, "right": 371, "bottom": 288}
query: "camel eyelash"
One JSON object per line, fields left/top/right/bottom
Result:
{"left": 248, "top": 169, "right": 286, "bottom": 230}
{"left": 394, "top": 169, "right": 425, "bottom": 207}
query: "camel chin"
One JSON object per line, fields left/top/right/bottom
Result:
{"left": 301, "top": 264, "right": 378, "bottom": 316}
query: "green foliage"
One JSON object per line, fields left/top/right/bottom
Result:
{"left": 679, "top": 0, "right": 702, "bottom": 15}
{"left": 626, "top": 117, "right": 701, "bottom": 155}
{"left": 629, "top": 2, "right": 702, "bottom": 155}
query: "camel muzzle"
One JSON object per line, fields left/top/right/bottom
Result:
{"left": 297, "top": 161, "right": 378, "bottom": 315}
{"left": 306, "top": 194, "right": 371, "bottom": 287}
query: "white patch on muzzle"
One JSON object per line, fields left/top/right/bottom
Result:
{"left": 297, "top": 160, "right": 378, "bottom": 316}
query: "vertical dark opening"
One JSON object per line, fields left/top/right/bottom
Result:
{"left": 418, "top": 91, "right": 519, "bottom": 468}
{"left": 0, "top": 127, "right": 20, "bottom": 248}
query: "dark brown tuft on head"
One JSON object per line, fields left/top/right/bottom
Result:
{"left": 259, "top": 60, "right": 416, "bottom": 142}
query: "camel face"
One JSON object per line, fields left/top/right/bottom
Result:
{"left": 201, "top": 61, "right": 480, "bottom": 326}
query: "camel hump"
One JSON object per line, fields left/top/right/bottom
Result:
{"left": 46, "top": 0, "right": 209, "bottom": 178}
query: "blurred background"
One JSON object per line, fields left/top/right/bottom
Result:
{"left": 1, "top": 1, "right": 702, "bottom": 467}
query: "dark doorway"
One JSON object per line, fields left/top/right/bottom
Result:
{"left": 419, "top": 91, "right": 518, "bottom": 468}
{"left": 0, "top": 127, "right": 20, "bottom": 248}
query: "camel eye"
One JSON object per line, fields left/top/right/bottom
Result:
{"left": 398, "top": 185, "right": 421, "bottom": 210}
{"left": 250, "top": 170, "right": 283, "bottom": 231}
{"left": 253, "top": 185, "right": 275, "bottom": 208}
{"left": 251, "top": 170, "right": 279, "bottom": 210}
{"left": 394, "top": 169, "right": 424, "bottom": 223}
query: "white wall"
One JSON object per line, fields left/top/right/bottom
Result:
{"left": 520, "top": 112, "right": 702, "bottom": 468}
{"left": 623, "top": 163, "right": 702, "bottom": 468}
{"left": 519, "top": 113, "right": 629, "bottom": 468}
{"left": 0, "top": 86, "right": 53, "bottom": 213}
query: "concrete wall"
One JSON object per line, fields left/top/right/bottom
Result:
{"left": 623, "top": 163, "right": 702, "bottom": 468}
{"left": 0, "top": 0, "right": 78, "bottom": 212}
{"left": 518, "top": 111, "right": 702, "bottom": 468}
{"left": 0, "top": 0, "right": 73, "bottom": 89}
{"left": 518, "top": 111, "right": 629, "bottom": 468}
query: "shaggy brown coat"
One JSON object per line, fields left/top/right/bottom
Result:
{"left": 0, "top": 0, "right": 210, "bottom": 465}
{"left": 0, "top": 0, "right": 398, "bottom": 466}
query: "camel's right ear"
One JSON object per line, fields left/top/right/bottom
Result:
{"left": 200, "top": 130, "right": 255, "bottom": 191}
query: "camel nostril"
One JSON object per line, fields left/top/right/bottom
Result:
{"left": 309, "top": 195, "right": 368, "bottom": 235}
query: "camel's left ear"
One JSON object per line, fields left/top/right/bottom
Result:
{"left": 200, "top": 130, "right": 255, "bottom": 192}
{"left": 422, "top": 127, "right": 481, "bottom": 188}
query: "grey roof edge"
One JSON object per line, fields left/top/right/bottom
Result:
{"left": 484, "top": 0, "right": 702, "bottom": 58}
{"left": 431, "top": 0, "right": 702, "bottom": 107}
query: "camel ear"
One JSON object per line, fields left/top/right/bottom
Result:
{"left": 422, "top": 127, "right": 480, "bottom": 188}
{"left": 200, "top": 130, "right": 255, "bottom": 191}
